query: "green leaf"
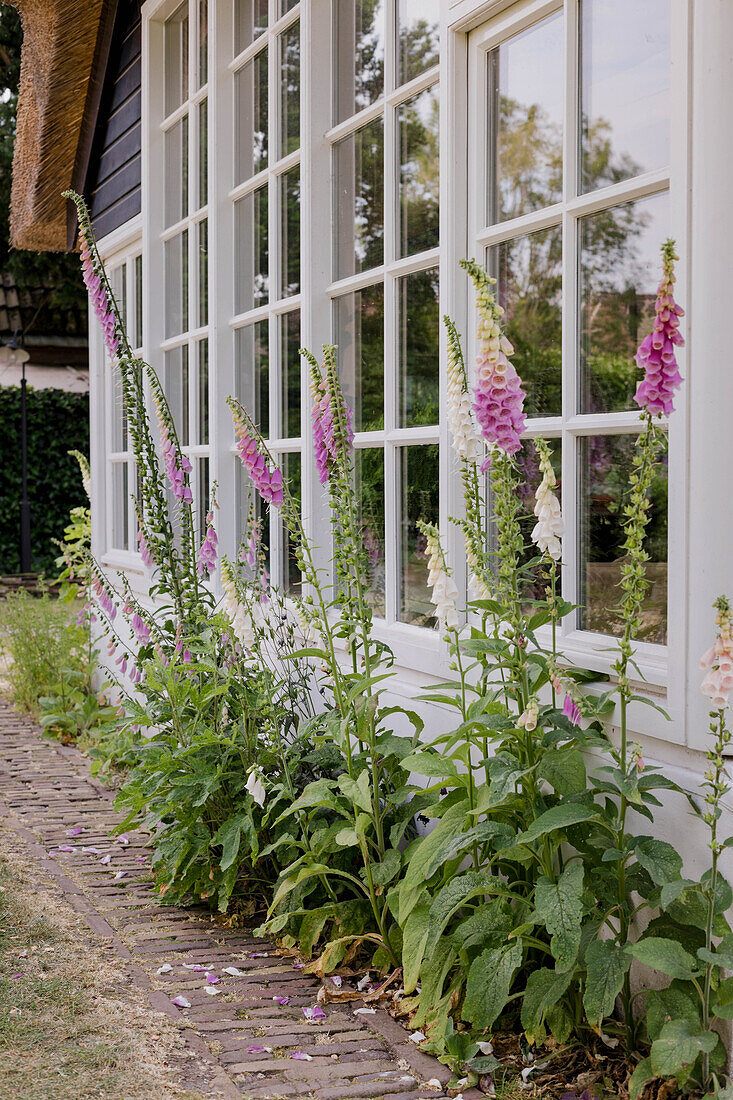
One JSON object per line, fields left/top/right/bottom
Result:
{"left": 517, "top": 804, "right": 599, "bottom": 847}
{"left": 650, "top": 1019, "right": 718, "bottom": 1077}
{"left": 711, "top": 975, "right": 733, "bottom": 1020}
{"left": 628, "top": 1057, "right": 654, "bottom": 1100}
{"left": 534, "top": 863, "right": 584, "bottom": 972}
{"left": 634, "top": 836, "right": 683, "bottom": 886}
{"left": 463, "top": 943, "right": 522, "bottom": 1030}
{"left": 298, "top": 907, "right": 332, "bottom": 957}
{"left": 402, "top": 903, "right": 430, "bottom": 994}
{"left": 646, "top": 981, "right": 702, "bottom": 1042}
{"left": 487, "top": 753, "right": 525, "bottom": 806}
{"left": 398, "top": 801, "right": 468, "bottom": 924}
{"left": 334, "top": 827, "right": 359, "bottom": 848}
{"left": 583, "top": 938, "right": 630, "bottom": 1025}
{"left": 424, "top": 871, "right": 497, "bottom": 960}
{"left": 338, "top": 771, "right": 373, "bottom": 814}
{"left": 401, "top": 751, "right": 458, "bottom": 779}
{"left": 452, "top": 900, "right": 513, "bottom": 952}
{"left": 537, "top": 747, "right": 587, "bottom": 796}
{"left": 521, "top": 967, "right": 573, "bottom": 1043}
{"left": 370, "top": 848, "right": 402, "bottom": 888}
{"left": 275, "top": 778, "right": 343, "bottom": 822}
{"left": 212, "top": 815, "right": 242, "bottom": 872}
{"left": 627, "top": 937, "right": 699, "bottom": 981}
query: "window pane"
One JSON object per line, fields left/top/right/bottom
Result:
{"left": 280, "top": 21, "right": 300, "bottom": 157}
{"left": 165, "top": 230, "right": 189, "bottom": 338}
{"left": 397, "top": 0, "right": 439, "bottom": 86}
{"left": 282, "top": 310, "right": 300, "bottom": 438}
{"left": 236, "top": 49, "right": 268, "bottom": 182}
{"left": 236, "top": 320, "right": 269, "bottom": 436}
{"left": 198, "top": 456, "right": 210, "bottom": 541}
{"left": 398, "top": 267, "right": 439, "bottom": 427}
{"left": 110, "top": 360, "right": 127, "bottom": 452}
{"left": 165, "top": 115, "right": 189, "bottom": 227}
{"left": 282, "top": 452, "right": 301, "bottom": 594}
{"left": 398, "top": 84, "right": 439, "bottom": 257}
{"left": 335, "top": 283, "right": 384, "bottom": 431}
{"left": 579, "top": 191, "right": 669, "bottom": 414}
{"left": 197, "top": 218, "right": 208, "bottom": 326}
{"left": 400, "top": 444, "right": 439, "bottom": 626}
{"left": 235, "top": 0, "right": 267, "bottom": 54}
{"left": 580, "top": 0, "right": 670, "bottom": 194}
{"left": 165, "top": 3, "right": 189, "bottom": 115}
{"left": 334, "top": 0, "right": 385, "bottom": 124}
{"left": 112, "top": 463, "right": 130, "bottom": 551}
{"left": 489, "top": 225, "right": 562, "bottom": 419}
{"left": 334, "top": 117, "right": 384, "bottom": 278}
{"left": 165, "top": 344, "right": 190, "bottom": 447}
{"left": 198, "top": 98, "right": 208, "bottom": 207}
{"left": 280, "top": 0, "right": 298, "bottom": 14}
{"left": 134, "top": 255, "right": 143, "bottom": 349}
{"left": 281, "top": 166, "right": 300, "bottom": 297}
{"left": 578, "top": 433, "right": 667, "bottom": 643}
{"left": 198, "top": 0, "right": 208, "bottom": 86}
{"left": 198, "top": 339, "right": 209, "bottom": 445}
{"left": 235, "top": 187, "right": 269, "bottom": 313}
{"left": 356, "top": 448, "right": 385, "bottom": 616}
{"left": 487, "top": 12, "right": 563, "bottom": 224}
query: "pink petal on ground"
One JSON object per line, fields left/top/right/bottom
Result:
{"left": 250, "top": 952, "right": 269, "bottom": 958}
{"left": 56, "top": 845, "right": 76, "bottom": 853}
{"left": 205, "top": 972, "right": 220, "bottom": 984}
{"left": 292, "top": 961, "right": 304, "bottom": 970}
{"left": 171, "top": 995, "right": 191, "bottom": 1008}
{"left": 246, "top": 1046, "right": 272, "bottom": 1054}
{"left": 100, "top": 855, "right": 112, "bottom": 865}
{"left": 291, "top": 1051, "right": 312, "bottom": 1061}
{"left": 119, "top": 835, "right": 130, "bottom": 846}
{"left": 66, "top": 828, "right": 83, "bottom": 836}
{"left": 303, "top": 1005, "right": 326, "bottom": 1021}
{"left": 183, "top": 963, "right": 211, "bottom": 972}
{"left": 135, "top": 856, "right": 146, "bottom": 862}
{"left": 114, "top": 871, "right": 126, "bottom": 880}
{"left": 273, "top": 996, "right": 291, "bottom": 1005}
{"left": 330, "top": 976, "right": 342, "bottom": 988}
{"left": 82, "top": 847, "right": 102, "bottom": 854}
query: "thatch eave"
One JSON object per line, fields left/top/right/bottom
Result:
{"left": 8, "top": 0, "right": 118, "bottom": 252}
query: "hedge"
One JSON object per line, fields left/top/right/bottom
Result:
{"left": 0, "top": 387, "right": 89, "bottom": 576}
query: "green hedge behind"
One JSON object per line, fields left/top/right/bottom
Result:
{"left": 0, "top": 387, "right": 89, "bottom": 576}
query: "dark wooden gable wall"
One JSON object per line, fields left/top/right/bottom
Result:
{"left": 85, "top": 1, "right": 143, "bottom": 241}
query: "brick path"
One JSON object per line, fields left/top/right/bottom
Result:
{"left": 0, "top": 700, "right": 478, "bottom": 1100}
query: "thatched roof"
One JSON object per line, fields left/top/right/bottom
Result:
{"left": 8, "top": 0, "right": 117, "bottom": 252}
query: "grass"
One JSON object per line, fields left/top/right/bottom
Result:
{"left": 0, "top": 832, "right": 204, "bottom": 1100}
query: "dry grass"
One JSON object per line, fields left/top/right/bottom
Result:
{"left": 0, "top": 831, "right": 204, "bottom": 1100}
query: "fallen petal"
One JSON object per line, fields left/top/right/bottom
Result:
{"left": 114, "top": 871, "right": 126, "bottom": 880}
{"left": 119, "top": 835, "right": 130, "bottom": 846}
{"left": 56, "top": 845, "right": 76, "bottom": 853}
{"left": 100, "top": 855, "right": 112, "bottom": 865}
{"left": 223, "top": 967, "right": 244, "bottom": 976}
{"left": 205, "top": 972, "right": 220, "bottom": 984}
{"left": 331, "top": 975, "right": 342, "bottom": 988}
{"left": 354, "top": 1007, "right": 376, "bottom": 1015}
{"left": 250, "top": 952, "right": 269, "bottom": 958}
{"left": 246, "top": 1046, "right": 272, "bottom": 1054}
{"left": 171, "top": 995, "right": 191, "bottom": 1008}
{"left": 204, "top": 986, "right": 220, "bottom": 996}
{"left": 82, "top": 847, "right": 102, "bottom": 854}
{"left": 156, "top": 964, "right": 173, "bottom": 975}
{"left": 303, "top": 1005, "right": 327, "bottom": 1021}
{"left": 273, "top": 996, "right": 291, "bottom": 1005}
{"left": 66, "top": 827, "right": 83, "bottom": 836}
{"left": 409, "top": 1030, "right": 426, "bottom": 1043}
{"left": 291, "top": 1051, "right": 312, "bottom": 1061}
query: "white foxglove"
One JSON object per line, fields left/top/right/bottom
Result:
{"left": 246, "top": 770, "right": 266, "bottom": 807}
{"left": 446, "top": 323, "right": 483, "bottom": 463}
{"left": 422, "top": 524, "right": 459, "bottom": 631}
{"left": 531, "top": 444, "right": 563, "bottom": 561}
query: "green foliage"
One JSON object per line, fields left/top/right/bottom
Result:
{"left": 0, "top": 388, "right": 89, "bottom": 575}
{"left": 0, "top": 589, "right": 86, "bottom": 714}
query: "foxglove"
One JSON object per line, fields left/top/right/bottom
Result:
{"left": 634, "top": 239, "right": 684, "bottom": 417}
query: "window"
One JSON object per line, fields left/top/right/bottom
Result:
{"left": 107, "top": 253, "right": 143, "bottom": 554}
{"left": 161, "top": 0, "right": 211, "bottom": 540}
{"left": 232, "top": 0, "right": 302, "bottom": 591}
{"left": 331, "top": 0, "right": 440, "bottom": 624}
{"left": 468, "top": 0, "right": 671, "bottom": 646}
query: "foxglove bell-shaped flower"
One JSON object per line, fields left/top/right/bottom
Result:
{"left": 230, "top": 403, "right": 284, "bottom": 506}
{"left": 311, "top": 373, "right": 354, "bottom": 485}
{"left": 634, "top": 239, "right": 684, "bottom": 417}
{"left": 420, "top": 522, "right": 459, "bottom": 632}
{"left": 137, "top": 529, "right": 154, "bottom": 568}
{"left": 462, "top": 260, "right": 526, "bottom": 463}
{"left": 155, "top": 397, "right": 193, "bottom": 503}
{"left": 445, "top": 324, "right": 483, "bottom": 463}
{"left": 246, "top": 770, "right": 266, "bottom": 807}
{"left": 79, "top": 228, "right": 119, "bottom": 362}
{"left": 197, "top": 511, "right": 218, "bottom": 577}
{"left": 531, "top": 442, "right": 563, "bottom": 561}
{"left": 701, "top": 597, "right": 733, "bottom": 708}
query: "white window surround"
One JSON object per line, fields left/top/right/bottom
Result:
{"left": 88, "top": 0, "right": 724, "bottom": 754}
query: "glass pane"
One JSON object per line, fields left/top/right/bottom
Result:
{"left": 282, "top": 310, "right": 301, "bottom": 438}
{"left": 235, "top": 187, "right": 269, "bottom": 313}
{"left": 110, "top": 360, "right": 127, "bottom": 452}
{"left": 579, "top": 191, "right": 669, "bottom": 414}
{"left": 398, "top": 84, "right": 439, "bottom": 257}
{"left": 198, "top": 0, "right": 208, "bottom": 86}
{"left": 334, "top": 0, "right": 385, "bottom": 124}
{"left": 109, "top": 263, "right": 127, "bottom": 328}
{"left": 236, "top": 320, "right": 269, "bottom": 435}
{"left": 197, "top": 218, "right": 208, "bottom": 326}
{"left": 334, "top": 117, "right": 384, "bottom": 278}
{"left": 282, "top": 452, "right": 301, "bottom": 594}
{"left": 335, "top": 283, "right": 384, "bottom": 431}
{"left": 165, "top": 2, "right": 189, "bottom": 115}
{"left": 198, "top": 98, "right": 208, "bottom": 206}
{"left": 235, "top": 0, "right": 267, "bottom": 54}
{"left": 487, "top": 12, "right": 563, "bottom": 224}
{"left": 281, "top": 166, "right": 300, "bottom": 297}
{"left": 165, "top": 344, "right": 190, "bottom": 447}
{"left": 489, "top": 225, "right": 562, "bottom": 419}
{"left": 580, "top": 0, "right": 670, "bottom": 194}
{"left": 112, "top": 463, "right": 130, "bottom": 551}
{"left": 356, "top": 448, "right": 385, "bottom": 616}
{"left": 165, "top": 115, "right": 189, "bottom": 227}
{"left": 398, "top": 267, "right": 439, "bottom": 427}
{"left": 236, "top": 49, "right": 268, "bottom": 182}
{"left": 280, "top": 21, "right": 300, "bottom": 157}
{"left": 579, "top": 433, "right": 667, "bottom": 643}
{"left": 198, "top": 457, "right": 210, "bottom": 542}
{"left": 397, "top": 0, "right": 439, "bottom": 86}
{"left": 165, "top": 230, "right": 189, "bottom": 338}
{"left": 280, "top": 0, "right": 298, "bottom": 14}
{"left": 134, "top": 255, "right": 143, "bottom": 349}
{"left": 198, "top": 339, "right": 209, "bottom": 445}
{"left": 400, "top": 444, "right": 439, "bottom": 626}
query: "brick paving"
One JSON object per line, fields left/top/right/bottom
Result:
{"left": 0, "top": 700, "right": 479, "bottom": 1100}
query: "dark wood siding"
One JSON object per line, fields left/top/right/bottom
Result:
{"left": 85, "top": 1, "right": 143, "bottom": 241}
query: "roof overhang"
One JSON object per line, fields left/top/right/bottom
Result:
{"left": 7, "top": 0, "right": 118, "bottom": 252}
